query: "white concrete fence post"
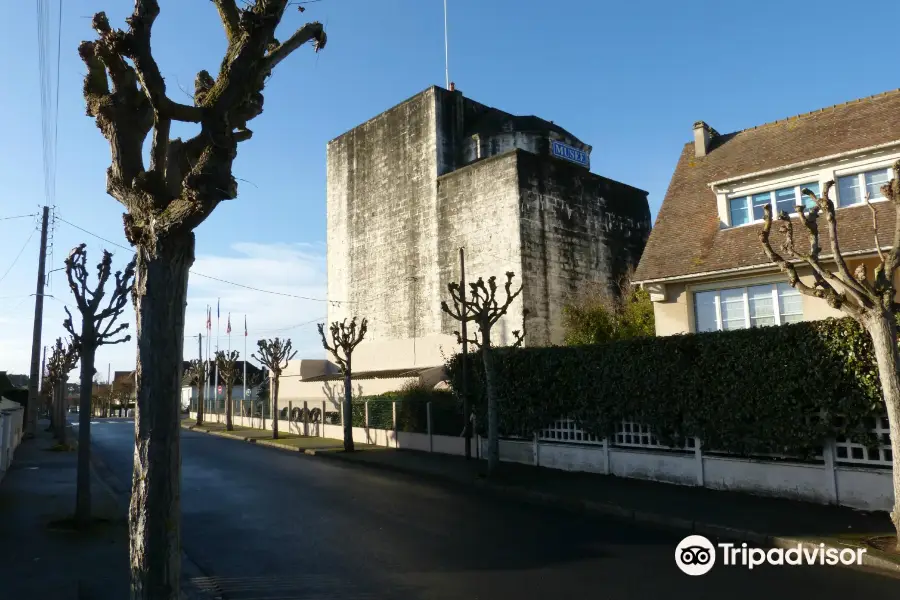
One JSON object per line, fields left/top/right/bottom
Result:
{"left": 322, "top": 400, "right": 327, "bottom": 437}
{"left": 288, "top": 401, "right": 294, "bottom": 433}
{"left": 602, "top": 437, "right": 611, "bottom": 475}
{"left": 823, "top": 438, "right": 839, "bottom": 505}
{"left": 392, "top": 401, "right": 398, "bottom": 449}
{"left": 694, "top": 438, "right": 705, "bottom": 486}
{"left": 303, "top": 401, "right": 309, "bottom": 437}
{"left": 427, "top": 401, "right": 433, "bottom": 453}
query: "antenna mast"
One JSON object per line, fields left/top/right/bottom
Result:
{"left": 443, "top": 0, "right": 450, "bottom": 89}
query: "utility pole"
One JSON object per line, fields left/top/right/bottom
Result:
{"left": 459, "top": 247, "right": 471, "bottom": 459}
{"left": 25, "top": 206, "right": 50, "bottom": 438}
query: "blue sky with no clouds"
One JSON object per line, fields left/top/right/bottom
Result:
{"left": 0, "top": 0, "right": 898, "bottom": 376}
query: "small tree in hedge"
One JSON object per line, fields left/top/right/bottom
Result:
{"left": 441, "top": 272, "right": 525, "bottom": 475}
{"left": 758, "top": 163, "right": 900, "bottom": 547}
{"left": 252, "top": 338, "right": 296, "bottom": 439}
{"left": 563, "top": 270, "right": 654, "bottom": 345}
{"left": 318, "top": 317, "right": 368, "bottom": 452}
{"left": 184, "top": 359, "right": 206, "bottom": 426}
{"left": 215, "top": 350, "right": 240, "bottom": 431}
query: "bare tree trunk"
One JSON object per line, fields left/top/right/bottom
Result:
{"left": 866, "top": 313, "right": 900, "bottom": 549}
{"left": 272, "top": 376, "right": 280, "bottom": 440}
{"left": 129, "top": 234, "right": 192, "bottom": 600}
{"left": 225, "top": 383, "right": 233, "bottom": 431}
{"left": 75, "top": 345, "right": 96, "bottom": 526}
{"left": 195, "top": 380, "right": 205, "bottom": 427}
{"left": 343, "top": 359, "right": 354, "bottom": 452}
{"left": 57, "top": 381, "right": 67, "bottom": 446}
{"left": 480, "top": 333, "right": 499, "bottom": 475}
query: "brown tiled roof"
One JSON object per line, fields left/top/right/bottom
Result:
{"left": 634, "top": 89, "right": 900, "bottom": 282}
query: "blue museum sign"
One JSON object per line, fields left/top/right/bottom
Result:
{"left": 551, "top": 140, "right": 589, "bottom": 168}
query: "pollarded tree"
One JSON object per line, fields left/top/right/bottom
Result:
{"left": 441, "top": 273, "right": 525, "bottom": 475}
{"left": 184, "top": 359, "right": 206, "bottom": 426}
{"left": 63, "top": 244, "right": 135, "bottom": 526}
{"left": 215, "top": 350, "right": 240, "bottom": 431}
{"left": 252, "top": 339, "right": 296, "bottom": 439}
{"left": 78, "top": 2, "right": 326, "bottom": 595}
{"left": 317, "top": 318, "right": 368, "bottom": 452}
{"left": 46, "top": 338, "right": 80, "bottom": 448}
{"left": 758, "top": 163, "right": 900, "bottom": 548}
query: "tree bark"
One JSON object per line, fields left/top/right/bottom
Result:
{"left": 195, "top": 376, "right": 205, "bottom": 427}
{"left": 272, "top": 375, "right": 280, "bottom": 440}
{"left": 481, "top": 331, "right": 499, "bottom": 475}
{"left": 75, "top": 344, "right": 96, "bottom": 526}
{"left": 57, "top": 381, "right": 67, "bottom": 446}
{"left": 129, "top": 232, "right": 193, "bottom": 600}
{"left": 343, "top": 360, "right": 354, "bottom": 452}
{"left": 225, "top": 382, "right": 233, "bottom": 431}
{"left": 865, "top": 312, "right": 900, "bottom": 550}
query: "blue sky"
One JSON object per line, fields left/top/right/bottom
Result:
{"left": 1, "top": 0, "right": 898, "bottom": 378}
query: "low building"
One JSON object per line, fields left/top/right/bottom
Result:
{"left": 634, "top": 88, "right": 900, "bottom": 334}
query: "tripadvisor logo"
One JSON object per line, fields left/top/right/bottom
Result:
{"left": 675, "top": 535, "right": 866, "bottom": 576}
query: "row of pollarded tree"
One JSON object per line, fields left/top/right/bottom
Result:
{"left": 65, "top": 4, "right": 900, "bottom": 599}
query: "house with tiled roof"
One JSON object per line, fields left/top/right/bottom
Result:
{"left": 634, "top": 88, "right": 900, "bottom": 335}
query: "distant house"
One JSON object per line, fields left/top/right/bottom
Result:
{"left": 180, "top": 360, "right": 265, "bottom": 412}
{"left": 634, "top": 89, "right": 900, "bottom": 335}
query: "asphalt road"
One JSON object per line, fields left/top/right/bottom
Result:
{"left": 85, "top": 418, "right": 900, "bottom": 599}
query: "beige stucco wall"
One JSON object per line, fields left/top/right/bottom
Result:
{"left": 276, "top": 376, "right": 421, "bottom": 410}
{"left": 649, "top": 257, "right": 897, "bottom": 336}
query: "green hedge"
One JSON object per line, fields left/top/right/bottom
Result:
{"left": 445, "top": 317, "right": 884, "bottom": 457}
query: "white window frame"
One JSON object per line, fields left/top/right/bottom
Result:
{"left": 835, "top": 167, "right": 892, "bottom": 208}
{"left": 715, "top": 150, "right": 900, "bottom": 229}
{"left": 727, "top": 183, "right": 820, "bottom": 228}
{"left": 693, "top": 283, "right": 802, "bottom": 333}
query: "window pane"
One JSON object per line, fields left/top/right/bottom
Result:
{"left": 748, "top": 285, "right": 776, "bottom": 327}
{"left": 752, "top": 193, "right": 771, "bottom": 221}
{"left": 865, "top": 169, "right": 890, "bottom": 201}
{"left": 729, "top": 197, "right": 750, "bottom": 226}
{"left": 774, "top": 188, "right": 796, "bottom": 217}
{"left": 694, "top": 291, "right": 718, "bottom": 332}
{"left": 838, "top": 174, "right": 862, "bottom": 207}
{"left": 720, "top": 288, "right": 747, "bottom": 330}
{"left": 800, "top": 182, "right": 820, "bottom": 209}
{"left": 777, "top": 282, "right": 802, "bottom": 323}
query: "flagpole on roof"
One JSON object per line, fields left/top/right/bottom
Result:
{"left": 443, "top": 0, "right": 450, "bottom": 89}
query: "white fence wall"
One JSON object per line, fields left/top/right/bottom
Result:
{"left": 0, "top": 399, "right": 25, "bottom": 484}
{"left": 188, "top": 405, "right": 894, "bottom": 512}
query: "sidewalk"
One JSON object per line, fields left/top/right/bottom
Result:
{"left": 183, "top": 420, "right": 900, "bottom": 576}
{"left": 0, "top": 422, "right": 129, "bottom": 600}
{"left": 0, "top": 421, "right": 214, "bottom": 600}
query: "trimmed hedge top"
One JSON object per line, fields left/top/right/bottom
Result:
{"left": 446, "top": 317, "right": 885, "bottom": 457}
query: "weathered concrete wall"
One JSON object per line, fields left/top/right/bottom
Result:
{"left": 326, "top": 87, "right": 441, "bottom": 371}
{"left": 327, "top": 85, "right": 650, "bottom": 366}
{"left": 436, "top": 151, "right": 525, "bottom": 346}
{"left": 516, "top": 151, "right": 652, "bottom": 345}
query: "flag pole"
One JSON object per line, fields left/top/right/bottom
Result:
{"left": 443, "top": 0, "right": 450, "bottom": 89}
{"left": 206, "top": 305, "right": 211, "bottom": 417}
{"left": 215, "top": 299, "right": 221, "bottom": 420}
{"left": 243, "top": 314, "right": 248, "bottom": 421}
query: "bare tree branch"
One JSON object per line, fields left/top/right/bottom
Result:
{"left": 759, "top": 204, "right": 861, "bottom": 320}
{"left": 317, "top": 318, "right": 368, "bottom": 373}
{"left": 212, "top": 0, "right": 241, "bottom": 43}
{"left": 264, "top": 21, "right": 327, "bottom": 71}
{"left": 883, "top": 160, "right": 900, "bottom": 277}
{"left": 802, "top": 183, "right": 874, "bottom": 305}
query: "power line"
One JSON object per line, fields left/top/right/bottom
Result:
{"left": 0, "top": 227, "right": 37, "bottom": 286}
{"left": 0, "top": 213, "right": 38, "bottom": 222}
{"left": 56, "top": 216, "right": 130, "bottom": 251}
